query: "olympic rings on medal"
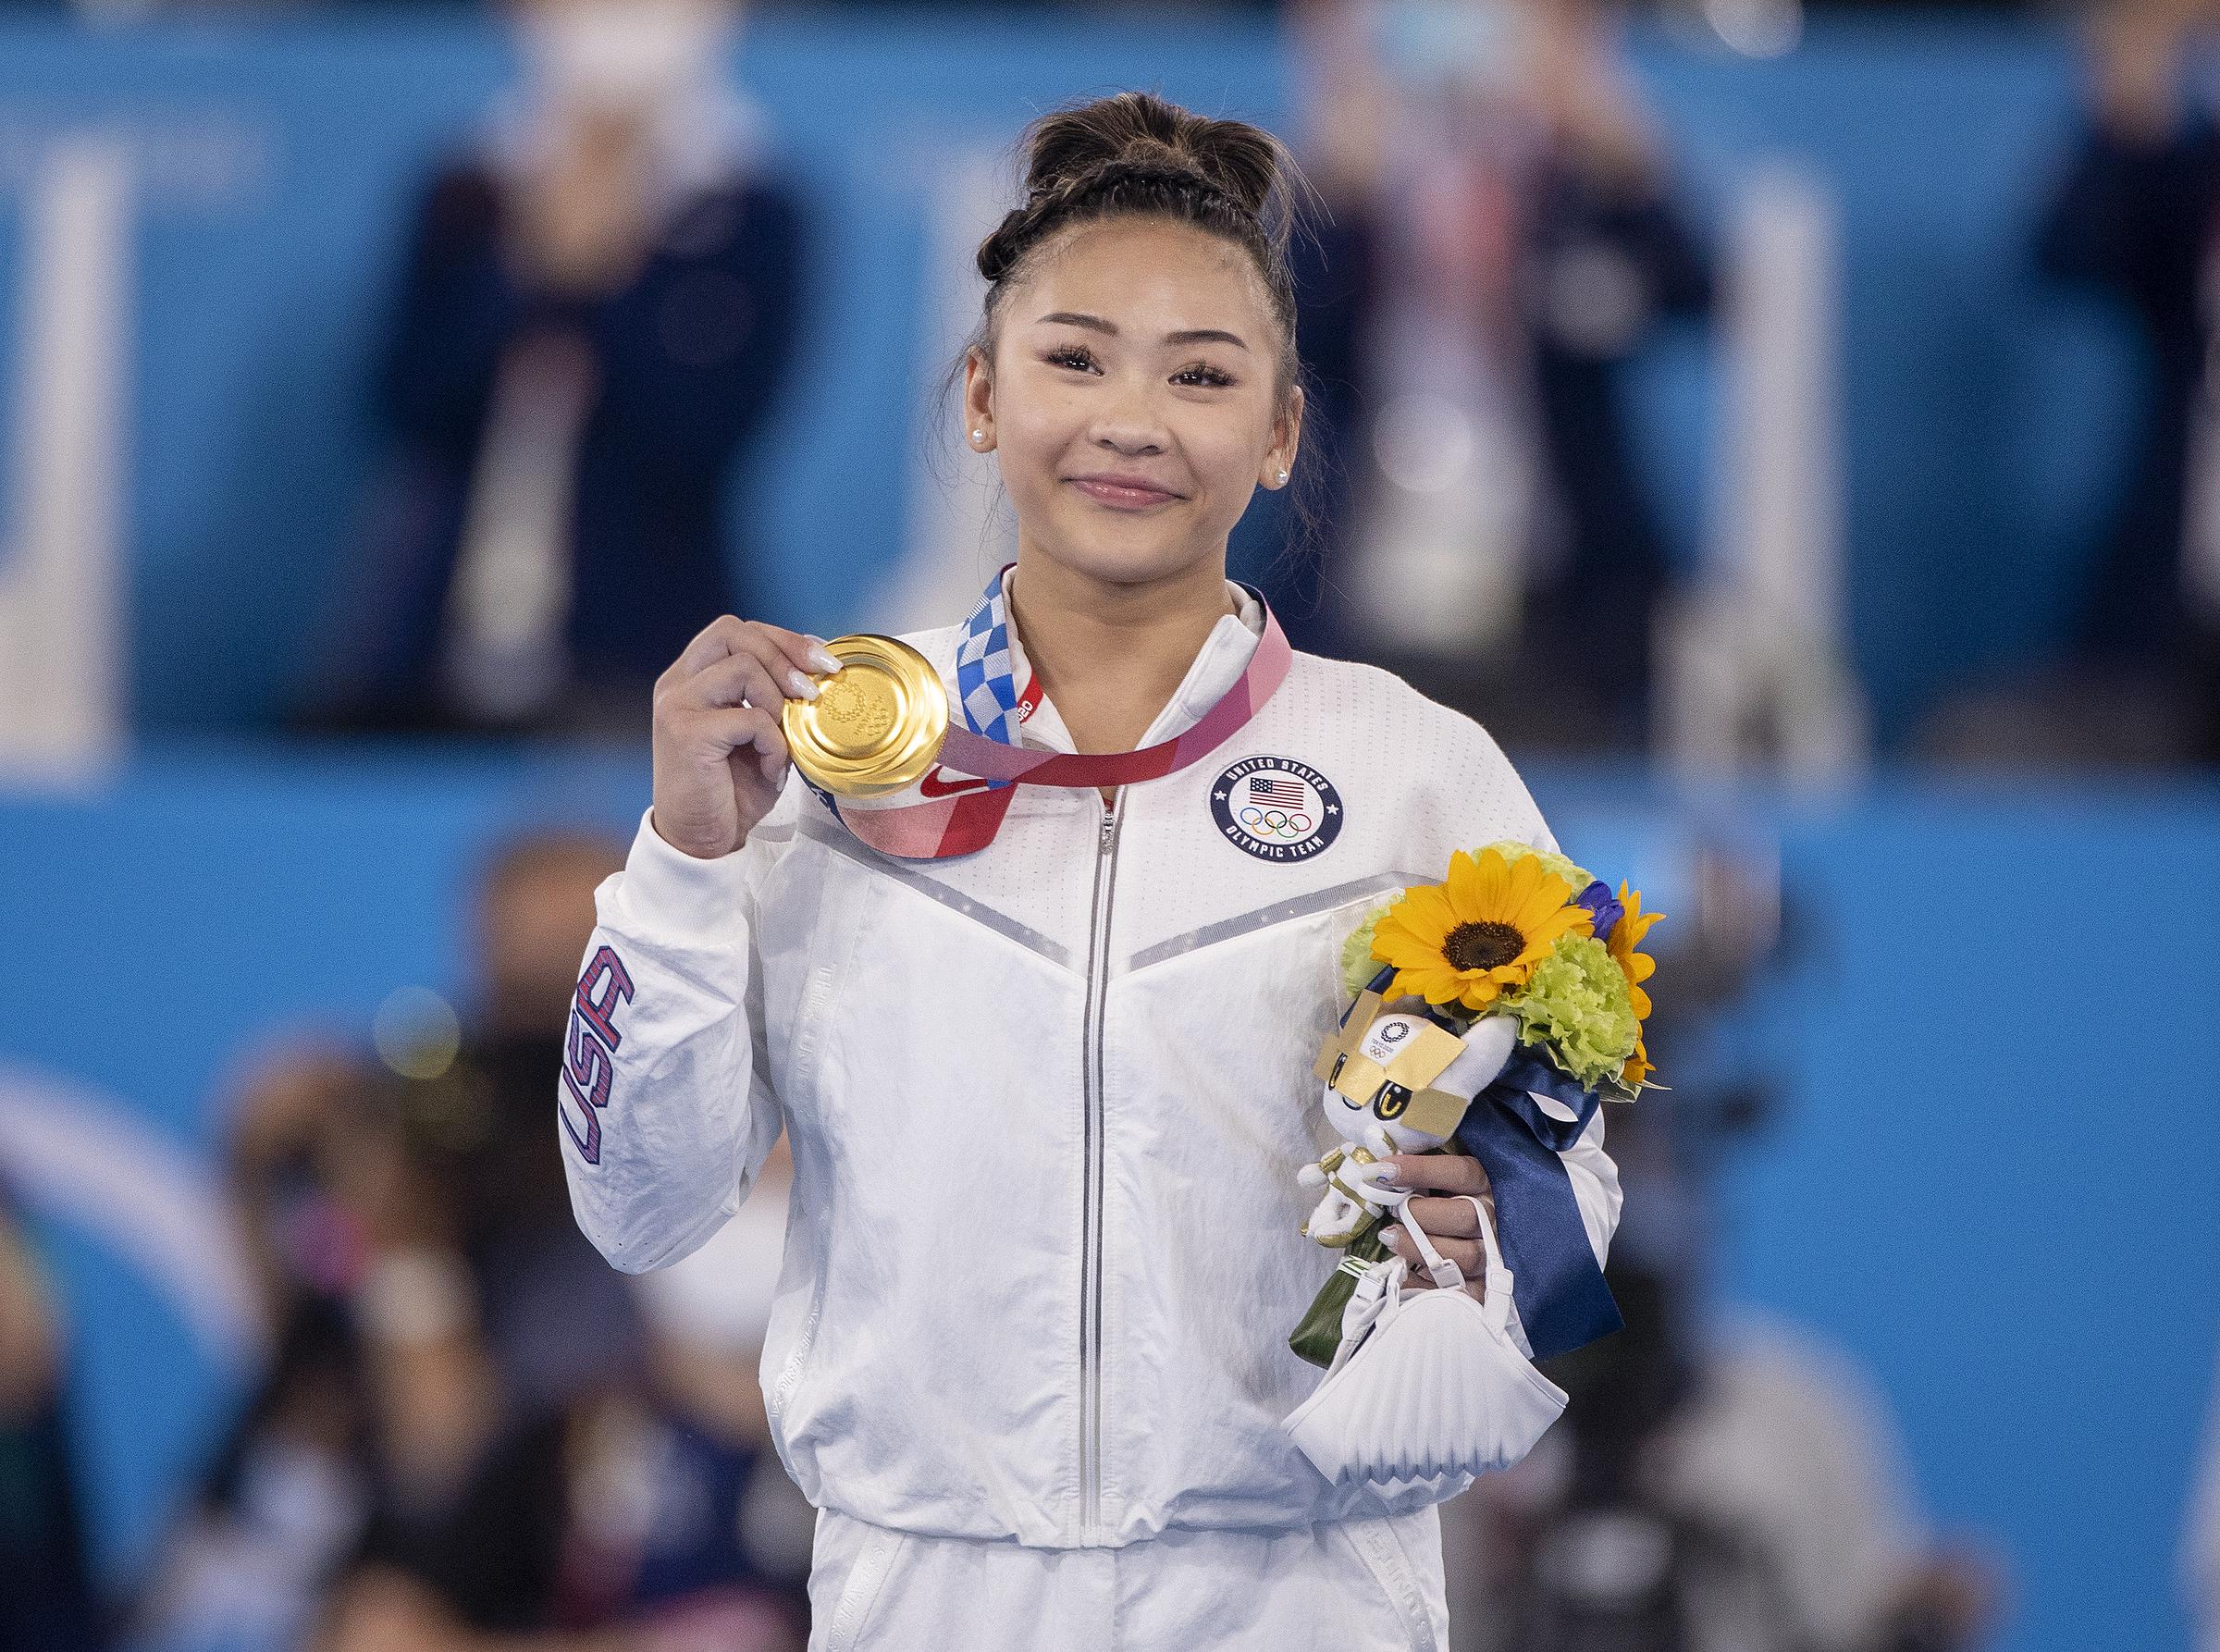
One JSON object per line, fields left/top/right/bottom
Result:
{"left": 1238, "top": 805, "right": 1314, "bottom": 839}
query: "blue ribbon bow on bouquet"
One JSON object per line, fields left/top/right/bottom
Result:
{"left": 1450, "top": 1040, "right": 1622, "bottom": 1361}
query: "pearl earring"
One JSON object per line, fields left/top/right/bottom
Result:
{"left": 1277, "top": 468, "right": 1289, "bottom": 483}
{"left": 972, "top": 429, "right": 985, "bottom": 444}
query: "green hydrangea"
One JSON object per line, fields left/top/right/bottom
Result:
{"left": 1339, "top": 901, "right": 1398, "bottom": 998}
{"left": 1505, "top": 932, "right": 1638, "bottom": 1089}
{"left": 1483, "top": 840, "right": 1594, "bottom": 895}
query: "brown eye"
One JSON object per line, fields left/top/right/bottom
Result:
{"left": 1174, "top": 365, "right": 1235, "bottom": 388}
{"left": 1047, "top": 346, "right": 1099, "bottom": 373}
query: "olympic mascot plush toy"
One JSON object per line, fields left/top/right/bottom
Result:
{"left": 1294, "top": 1005, "right": 1519, "bottom": 1248}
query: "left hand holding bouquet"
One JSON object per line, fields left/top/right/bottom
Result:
{"left": 1375, "top": 1152, "right": 1503, "bottom": 1299}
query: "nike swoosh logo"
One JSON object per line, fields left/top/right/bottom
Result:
{"left": 919, "top": 768, "right": 997, "bottom": 798}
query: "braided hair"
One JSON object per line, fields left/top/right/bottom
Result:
{"left": 968, "top": 90, "right": 1312, "bottom": 414}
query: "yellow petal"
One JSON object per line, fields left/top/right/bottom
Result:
{"left": 1493, "top": 851, "right": 1531, "bottom": 902}
{"left": 1504, "top": 942, "right": 1554, "bottom": 975}
{"left": 1371, "top": 910, "right": 1424, "bottom": 950}
{"left": 1456, "top": 976, "right": 1504, "bottom": 1012}
{"left": 1413, "top": 969, "right": 1465, "bottom": 1005}
{"left": 1617, "top": 883, "right": 1664, "bottom": 946}
{"left": 1523, "top": 893, "right": 1587, "bottom": 943}
{"left": 1467, "top": 847, "right": 1511, "bottom": 919}
{"left": 1443, "top": 849, "right": 1482, "bottom": 910}
{"left": 1507, "top": 886, "right": 1561, "bottom": 934}
{"left": 1402, "top": 883, "right": 1461, "bottom": 937}
{"left": 1526, "top": 866, "right": 1572, "bottom": 915}
{"left": 1375, "top": 919, "right": 1450, "bottom": 966}
{"left": 1373, "top": 928, "right": 1445, "bottom": 970}
{"left": 1625, "top": 1029, "right": 1656, "bottom": 1080}
{"left": 1379, "top": 888, "right": 1449, "bottom": 934}
{"left": 1385, "top": 966, "right": 1430, "bottom": 1000}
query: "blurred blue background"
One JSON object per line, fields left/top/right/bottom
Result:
{"left": 0, "top": 12, "right": 2148, "bottom": 742}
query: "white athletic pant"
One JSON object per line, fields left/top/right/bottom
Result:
{"left": 805, "top": 1504, "right": 1451, "bottom": 1651}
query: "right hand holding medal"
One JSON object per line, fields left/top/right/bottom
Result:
{"left": 651, "top": 616, "right": 843, "bottom": 861}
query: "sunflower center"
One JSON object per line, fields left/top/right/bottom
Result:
{"left": 1444, "top": 920, "right": 1525, "bottom": 973}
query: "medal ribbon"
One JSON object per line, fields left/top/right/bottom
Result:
{"left": 802, "top": 563, "right": 1293, "bottom": 860}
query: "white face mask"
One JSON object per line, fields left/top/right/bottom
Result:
{"left": 1283, "top": 1190, "right": 1567, "bottom": 1495}
{"left": 630, "top": 1176, "right": 789, "bottom": 1353}
{"left": 518, "top": 0, "right": 735, "bottom": 114}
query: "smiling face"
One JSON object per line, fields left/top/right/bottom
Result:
{"left": 963, "top": 215, "right": 1302, "bottom": 593}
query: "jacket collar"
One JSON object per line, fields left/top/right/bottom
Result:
{"left": 995, "top": 569, "right": 1266, "bottom": 757}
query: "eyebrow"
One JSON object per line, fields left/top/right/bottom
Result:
{"left": 1033, "top": 312, "right": 1251, "bottom": 351}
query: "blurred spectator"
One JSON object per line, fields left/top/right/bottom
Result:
{"left": 1285, "top": 0, "right": 1711, "bottom": 748}
{"left": 412, "top": 826, "right": 644, "bottom": 1414}
{"left": 294, "top": 0, "right": 805, "bottom": 737}
{"left": 0, "top": 1182, "right": 105, "bottom": 1652}
{"left": 123, "top": 1048, "right": 505, "bottom": 1652}
{"left": 314, "top": 1152, "right": 811, "bottom": 1652}
{"left": 129, "top": 825, "right": 644, "bottom": 1652}
{"left": 2023, "top": 0, "right": 2220, "bottom": 764}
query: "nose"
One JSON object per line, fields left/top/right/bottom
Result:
{"left": 1089, "top": 383, "right": 1168, "bottom": 458}
{"left": 1092, "top": 424, "right": 1165, "bottom": 459}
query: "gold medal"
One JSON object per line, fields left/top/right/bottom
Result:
{"left": 782, "top": 634, "right": 948, "bottom": 797}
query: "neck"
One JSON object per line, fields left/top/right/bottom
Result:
{"left": 1005, "top": 549, "right": 1240, "bottom": 756}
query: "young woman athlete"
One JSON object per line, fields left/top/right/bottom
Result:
{"left": 560, "top": 91, "right": 1621, "bottom": 1651}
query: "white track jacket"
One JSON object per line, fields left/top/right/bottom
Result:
{"left": 561, "top": 582, "right": 1622, "bottom": 1550}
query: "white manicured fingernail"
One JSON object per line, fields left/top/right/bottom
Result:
{"left": 786, "top": 670, "right": 820, "bottom": 700}
{"left": 810, "top": 646, "right": 843, "bottom": 674}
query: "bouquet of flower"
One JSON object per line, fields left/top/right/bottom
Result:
{"left": 1289, "top": 840, "right": 1661, "bottom": 1370}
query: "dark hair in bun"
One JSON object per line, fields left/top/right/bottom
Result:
{"left": 969, "top": 90, "right": 1310, "bottom": 411}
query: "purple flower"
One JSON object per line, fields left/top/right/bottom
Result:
{"left": 1574, "top": 879, "right": 1622, "bottom": 943}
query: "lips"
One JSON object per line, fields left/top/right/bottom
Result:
{"left": 1068, "top": 475, "right": 1179, "bottom": 510}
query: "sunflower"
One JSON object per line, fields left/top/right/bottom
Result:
{"left": 1607, "top": 880, "right": 1663, "bottom": 1086}
{"left": 1369, "top": 846, "right": 1593, "bottom": 1015}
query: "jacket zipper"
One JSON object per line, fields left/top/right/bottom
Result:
{"left": 1079, "top": 788, "right": 1125, "bottom": 1538}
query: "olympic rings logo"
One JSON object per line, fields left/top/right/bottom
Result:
{"left": 1239, "top": 805, "right": 1314, "bottom": 838}
{"left": 1211, "top": 757, "right": 1343, "bottom": 863}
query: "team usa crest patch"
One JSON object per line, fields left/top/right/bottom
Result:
{"left": 1211, "top": 755, "right": 1343, "bottom": 862}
